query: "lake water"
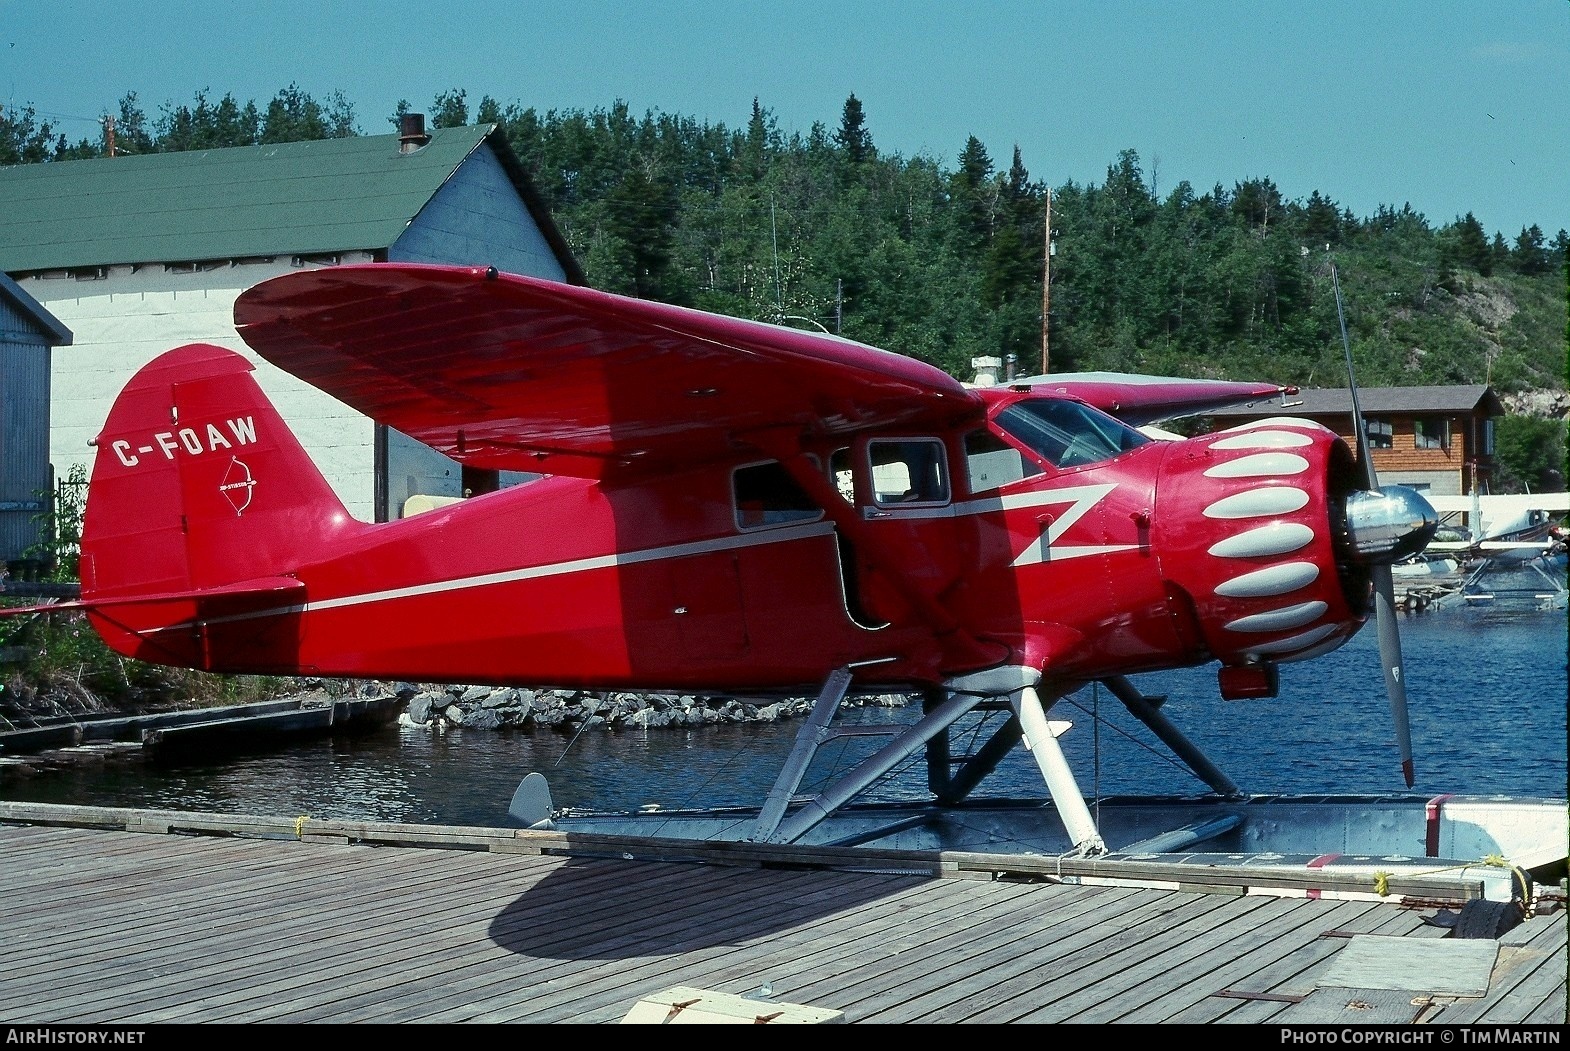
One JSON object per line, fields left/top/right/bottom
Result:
{"left": 5, "top": 585, "right": 1566, "bottom": 828}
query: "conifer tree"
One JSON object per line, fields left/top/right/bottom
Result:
{"left": 833, "top": 94, "right": 872, "bottom": 164}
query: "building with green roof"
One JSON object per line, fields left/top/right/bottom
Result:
{"left": 0, "top": 116, "right": 583, "bottom": 521}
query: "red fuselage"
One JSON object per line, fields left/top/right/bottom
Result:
{"left": 82, "top": 363, "right": 1369, "bottom": 698}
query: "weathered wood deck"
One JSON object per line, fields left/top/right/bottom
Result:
{"left": 0, "top": 802, "right": 1563, "bottom": 1025}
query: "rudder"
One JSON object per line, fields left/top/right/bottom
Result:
{"left": 81, "top": 343, "right": 359, "bottom": 600}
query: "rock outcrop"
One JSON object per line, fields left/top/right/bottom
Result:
{"left": 398, "top": 682, "right": 914, "bottom": 732}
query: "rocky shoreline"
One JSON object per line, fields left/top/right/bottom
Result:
{"left": 0, "top": 680, "right": 924, "bottom": 781}
{"left": 400, "top": 682, "right": 915, "bottom": 732}
{"left": 0, "top": 674, "right": 918, "bottom": 741}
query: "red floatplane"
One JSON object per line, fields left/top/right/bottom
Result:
{"left": 9, "top": 263, "right": 1563, "bottom": 902}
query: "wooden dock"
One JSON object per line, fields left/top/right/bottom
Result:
{"left": 0, "top": 802, "right": 1563, "bottom": 1025}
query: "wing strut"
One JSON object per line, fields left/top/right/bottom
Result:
{"left": 1010, "top": 680, "right": 1107, "bottom": 857}
{"left": 1099, "top": 676, "right": 1242, "bottom": 797}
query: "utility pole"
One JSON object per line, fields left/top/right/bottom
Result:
{"left": 1040, "top": 188, "right": 1052, "bottom": 375}
{"left": 102, "top": 115, "right": 116, "bottom": 158}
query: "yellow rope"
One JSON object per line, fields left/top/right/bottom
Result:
{"left": 1370, "top": 854, "right": 1535, "bottom": 917}
{"left": 294, "top": 815, "right": 309, "bottom": 839}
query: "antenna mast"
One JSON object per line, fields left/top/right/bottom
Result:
{"left": 1041, "top": 187, "right": 1052, "bottom": 374}
{"left": 770, "top": 198, "right": 783, "bottom": 316}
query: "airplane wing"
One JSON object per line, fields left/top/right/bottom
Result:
{"left": 1012, "top": 371, "right": 1299, "bottom": 426}
{"left": 233, "top": 263, "right": 979, "bottom": 479}
{"left": 1425, "top": 494, "right": 1570, "bottom": 516}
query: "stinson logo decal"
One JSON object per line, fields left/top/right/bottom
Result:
{"left": 219, "top": 458, "right": 256, "bottom": 515}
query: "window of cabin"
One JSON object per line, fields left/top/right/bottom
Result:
{"left": 868, "top": 439, "right": 950, "bottom": 506}
{"left": 964, "top": 428, "right": 1041, "bottom": 494}
{"left": 1480, "top": 418, "right": 1495, "bottom": 456}
{"left": 1414, "top": 417, "right": 1449, "bottom": 450}
{"left": 992, "top": 398, "right": 1150, "bottom": 469}
{"left": 733, "top": 461, "right": 823, "bottom": 530}
{"left": 830, "top": 448, "right": 854, "bottom": 503}
{"left": 1365, "top": 418, "right": 1393, "bottom": 450}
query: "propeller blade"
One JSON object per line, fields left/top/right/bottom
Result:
{"left": 1332, "top": 261, "right": 1380, "bottom": 492}
{"left": 1370, "top": 563, "right": 1415, "bottom": 787}
{"left": 1331, "top": 254, "right": 1415, "bottom": 787}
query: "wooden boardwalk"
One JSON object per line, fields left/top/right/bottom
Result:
{"left": 0, "top": 803, "right": 1563, "bottom": 1025}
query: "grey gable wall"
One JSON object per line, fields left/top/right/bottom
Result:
{"left": 390, "top": 145, "right": 566, "bottom": 278}
{"left": 379, "top": 144, "right": 570, "bottom": 517}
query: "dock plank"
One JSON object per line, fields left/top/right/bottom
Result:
{"left": 1, "top": 847, "right": 548, "bottom": 1013}
{"left": 1425, "top": 910, "right": 1570, "bottom": 1024}
{"left": 0, "top": 832, "right": 508, "bottom": 946}
{"left": 430, "top": 867, "right": 1004, "bottom": 1018}
{"left": 126, "top": 858, "right": 760, "bottom": 1023}
{"left": 257, "top": 864, "right": 888, "bottom": 1024}
{"left": 0, "top": 813, "right": 1562, "bottom": 1025}
{"left": 876, "top": 888, "right": 1242, "bottom": 1023}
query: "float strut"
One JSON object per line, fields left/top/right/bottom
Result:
{"left": 748, "top": 667, "right": 853, "bottom": 843}
{"left": 1100, "top": 675, "right": 1242, "bottom": 797}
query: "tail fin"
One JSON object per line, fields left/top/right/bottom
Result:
{"left": 76, "top": 344, "right": 360, "bottom": 667}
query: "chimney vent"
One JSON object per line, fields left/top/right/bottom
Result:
{"left": 399, "top": 113, "right": 431, "bottom": 154}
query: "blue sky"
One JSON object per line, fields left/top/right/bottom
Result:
{"left": 3, "top": 0, "right": 1566, "bottom": 240}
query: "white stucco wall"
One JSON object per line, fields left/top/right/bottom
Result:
{"left": 20, "top": 255, "right": 380, "bottom": 520}
{"left": 19, "top": 141, "right": 574, "bottom": 524}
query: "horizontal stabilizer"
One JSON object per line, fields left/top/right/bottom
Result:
{"left": 1, "top": 576, "right": 304, "bottom": 618}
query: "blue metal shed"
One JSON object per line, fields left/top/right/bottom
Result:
{"left": 0, "top": 273, "right": 71, "bottom": 570}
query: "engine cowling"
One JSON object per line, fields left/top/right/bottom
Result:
{"left": 1153, "top": 416, "right": 1434, "bottom": 698}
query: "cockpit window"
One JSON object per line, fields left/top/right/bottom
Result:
{"left": 994, "top": 398, "right": 1150, "bottom": 469}
{"left": 965, "top": 428, "right": 1042, "bottom": 494}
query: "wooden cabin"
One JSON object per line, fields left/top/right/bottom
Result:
{"left": 1205, "top": 385, "right": 1503, "bottom": 497}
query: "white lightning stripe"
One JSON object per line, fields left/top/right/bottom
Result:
{"left": 999, "top": 482, "right": 1125, "bottom": 567}
{"left": 142, "top": 478, "right": 1135, "bottom": 636}
{"left": 858, "top": 483, "right": 1137, "bottom": 566}
{"left": 138, "top": 519, "right": 838, "bottom": 636}
{"left": 1011, "top": 543, "right": 1138, "bottom": 568}
{"left": 954, "top": 482, "right": 1116, "bottom": 518}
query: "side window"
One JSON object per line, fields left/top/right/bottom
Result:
{"left": 733, "top": 461, "right": 822, "bottom": 531}
{"left": 830, "top": 448, "right": 854, "bottom": 503}
{"left": 965, "top": 429, "right": 1040, "bottom": 494}
{"left": 868, "top": 439, "right": 950, "bottom": 506}
{"left": 1365, "top": 419, "right": 1393, "bottom": 450}
{"left": 1414, "top": 417, "right": 1448, "bottom": 450}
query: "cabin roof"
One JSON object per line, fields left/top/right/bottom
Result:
{"left": 1209, "top": 384, "right": 1503, "bottom": 418}
{"left": 0, "top": 123, "right": 583, "bottom": 283}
